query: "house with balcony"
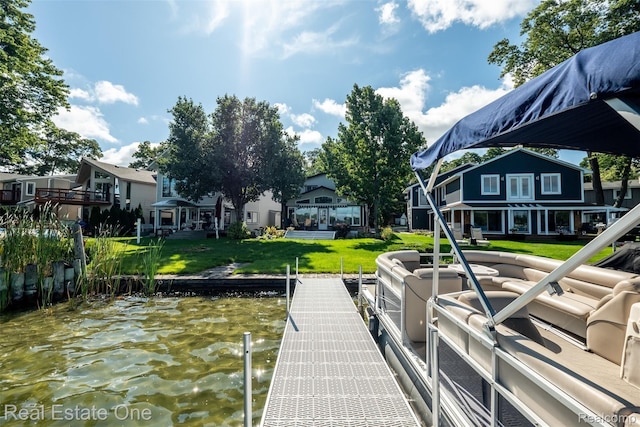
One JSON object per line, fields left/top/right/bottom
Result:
{"left": 71, "top": 158, "right": 157, "bottom": 223}
{"left": 406, "top": 148, "right": 624, "bottom": 237}
{"left": 286, "top": 173, "right": 366, "bottom": 231}
{"left": 0, "top": 172, "right": 81, "bottom": 219}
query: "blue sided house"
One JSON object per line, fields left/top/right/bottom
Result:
{"left": 406, "top": 148, "right": 624, "bottom": 237}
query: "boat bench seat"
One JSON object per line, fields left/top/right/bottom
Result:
{"left": 463, "top": 250, "right": 640, "bottom": 364}
{"left": 438, "top": 292, "right": 640, "bottom": 426}
{"left": 376, "top": 250, "right": 464, "bottom": 342}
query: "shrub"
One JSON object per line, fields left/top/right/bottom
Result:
{"left": 334, "top": 223, "right": 351, "bottom": 239}
{"left": 227, "top": 221, "right": 250, "bottom": 240}
{"left": 380, "top": 226, "right": 396, "bottom": 241}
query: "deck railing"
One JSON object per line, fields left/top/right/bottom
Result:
{"left": 0, "top": 189, "right": 21, "bottom": 205}
{"left": 35, "top": 188, "right": 111, "bottom": 205}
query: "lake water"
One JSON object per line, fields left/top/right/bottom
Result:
{"left": 0, "top": 295, "right": 286, "bottom": 426}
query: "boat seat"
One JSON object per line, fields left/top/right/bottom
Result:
{"left": 405, "top": 267, "right": 463, "bottom": 343}
{"left": 457, "top": 291, "right": 545, "bottom": 346}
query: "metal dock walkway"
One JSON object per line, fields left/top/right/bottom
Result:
{"left": 261, "top": 278, "right": 420, "bottom": 426}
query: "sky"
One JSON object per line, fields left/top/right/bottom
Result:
{"left": 28, "top": 0, "right": 587, "bottom": 168}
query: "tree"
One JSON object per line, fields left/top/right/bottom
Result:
{"left": 304, "top": 148, "right": 325, "bottom": 176}
{"left": 163, "top": 95, "right": 299, "bottom": 222}
{"left": 208, "top": 95, "right": 285, "bottom": 219}
{"left": 440, "top": 152, "right": 482, "bottom": 173}
{"left": 15, "top": 121, "right": 101, "bottom": 175}
{"left": 487, "top": 0, "right": 640, "bottom": 205}
{"left": 266, "top": 133, "right": 306, "bottom": 227}
{"left": 162, "top": 97, "right": 211, "bottom": 202}
{"left": 321, "top": 84, "right": 427, "bottom": 231}
{"left": 0, "top": 0, "right": 69, "bottom": 168}
{"left": 129, "top": 140, "right": 167, "bottom": 170}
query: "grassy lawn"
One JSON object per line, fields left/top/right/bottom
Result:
{"left": 111, "top": 233, "right": 616, "bottom": 276}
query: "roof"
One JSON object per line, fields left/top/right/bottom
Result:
{"left": 0, "top": 172, "right": 30, "bottom": 182}
{"left": 584, "top": 180, "right": 640, "bottom": 190}
{"left": 76, "top": 158, "right": 156, "bottom": 185}
{"left": 411, "top": 31, "right": 640, "bottom": 171}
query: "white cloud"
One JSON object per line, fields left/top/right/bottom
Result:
{"left": 69, "top": 88, "right": 93, "bottom": 102}
{"left": 137, "top": 117, "right": 149, "bottom": 124}
{"left": 282, "top": 24, "right": 359, "bottom": 59}
{"left": 374, "top": 69, "right": 514, "bottom": 144}
{"left": 94, "top": 81, "right": 139, "bottom": 105}
{"left": 53, "top": 105, "right": 118, "bottom": 143}
{"left": 407, "top": 0, "right": 537, "bottom": 33}
{"left": 100, "top": 142, "right": 141, "bottom": 167}
{"left": 377, "top": 2, "right": 400, "bottom": 25}
{"left": 312, "top": 98, "right": 346, "bottom": 118}
{"left": 285, "top": 126, "right": 324, "bottom": 148}
{"left": 204, "top": 0, "right": 231, "bottom": 33}
{"left": 376, "top": 69, "right": 431, "bottom": 115}
{"left": 291, "top": 113, "right": 316, "bottom": 128}
{"left": 274, "top": 102, "right": 291, "bottom": 115}
{"left": 237, "top": 1, "right": 354, "bottom": 57}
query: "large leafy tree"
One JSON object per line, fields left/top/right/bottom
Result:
{"left": 321, "top": 84, "right": 426, "bottom": 230}
{"left": 163, "top": 97, "right": 212, "bottom": 202}
{"left": 487, "top": 0, "right": 640, "bottom": 206}
{"left": 163, "top": 95, "right": 300, "bottom": 221}
{"left": 16, "top": 121, "right": 101, "bottom": 175}
{"left": 0, "top": 0, "right": 69, "bottom": 168}
{"left": 129, "top": 140, "right": 167, "bottom": 170}
{"left": 266, "top": 132, "right": 306, "bottom": 227}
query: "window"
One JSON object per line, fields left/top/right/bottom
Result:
{"left": 94, "top": 171, "right": 110, "bottom": 179}
{"left": 541, "top": 173, "right": 561, "bottom": 194}
{"left": 510, "top": 210, "right": 530, "bottom": 233}
{"left": 481, "top": 174, "right": 500, "bottom": 195}
{"left": 162, "top": 177, "right": 177, "bottom": 197}
{"left": 473, "top": 210, "right": 502, "bottom": 232}
{"left": 417, "top": 189, "right": 428, "bottom": 206}
{"left": 315, "top": 196, "right": 332, "bottom": 204}
{"left": 25, "top": 182, "right": 35, "bottom": 196}
{"left": 613, "top": 188, "right": 632, "bottom": 200}
{"left": 507, "top": 174, "right": 533, "bottom": 201}
{"left": 246, "top": 211, "right": 259, "bottom": 224}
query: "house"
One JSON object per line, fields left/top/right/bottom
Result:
{"left": 0, "top": 172, "right": 82, "bottom": 220}
{"left": 73, "top": 158, "right": 157, "bottom": 223}
{"left": 152, "top": 167, "right": 282, "bottom": 233}
{"left": 406, "top": 148, "right": 624, "bottom": 237}
{"left": 285, "top": 173, "right": 366, "bottom": 231}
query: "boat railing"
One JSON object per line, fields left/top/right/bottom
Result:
{"left": 375, "top": 251, "right": 454, "bottom": 346}
{"left": 428, "top": 296, "right": 607, "bottom": 426}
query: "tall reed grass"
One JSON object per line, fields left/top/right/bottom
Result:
{"left": 84, "top": 224, "right": 124, "bottom": 300}
{"left": 140, "top": 239, "right": 165, "bottom": 296}
{"left": 0, "top": 205, "right": 74, "bottom": 308}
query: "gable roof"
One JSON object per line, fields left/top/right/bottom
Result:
{"left": 76, "top": 158, "right": 156, "bottom": 185}
{"left": 459, "top": 148, "right": 589, "bottom": 176}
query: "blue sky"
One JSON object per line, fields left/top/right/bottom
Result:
{"left": 29, "top": 0, "right": 585, "bottom": 167}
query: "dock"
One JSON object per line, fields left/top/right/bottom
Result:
{"left": 261, "top": 277, "right": 420, "bottom": 426}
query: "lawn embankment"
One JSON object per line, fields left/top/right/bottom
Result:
{"left": 113, "top": 233, "right": 615, "bottom": 276}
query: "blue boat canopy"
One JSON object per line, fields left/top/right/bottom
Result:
{"left": 411, "top": 31, "right": 640, "bottom": 171}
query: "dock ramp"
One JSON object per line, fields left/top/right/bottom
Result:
{"left": 261, "top": 277, "right": 420, "bottom": 426}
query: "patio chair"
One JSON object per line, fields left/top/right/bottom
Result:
{"left": 470, "top": 227, "right": 491, "bottom": 246}
{"left": 452, "top": 228, "right": 470, "bottom": 246}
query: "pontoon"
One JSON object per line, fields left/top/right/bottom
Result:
{"left": 368, "top": 32, "right": 640, "bottom": 426}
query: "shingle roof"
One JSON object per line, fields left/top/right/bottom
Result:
{"left": 77, "top": 158, "right": 156, "bottom": 185}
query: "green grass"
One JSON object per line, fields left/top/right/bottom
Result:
{"left": 111, "top": 233, "right": 616, "bottom": 276}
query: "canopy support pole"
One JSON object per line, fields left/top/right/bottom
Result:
{"left": 415, "top": 170, "right": 497, "bottom": 335}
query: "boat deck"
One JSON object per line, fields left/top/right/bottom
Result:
{"left": 261, "top": 277, "right": 420, "bottom": 426}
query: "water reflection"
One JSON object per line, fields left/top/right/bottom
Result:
{"left": 0, "top": 296, "right": 286, "bottom": 426}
